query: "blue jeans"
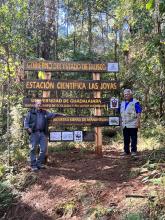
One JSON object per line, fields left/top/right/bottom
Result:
{"left": 29, "top": 132, "right": 47, "bottom": 168}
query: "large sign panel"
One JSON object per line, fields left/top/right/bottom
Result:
{"left": 24, "top": 61, "right": 119, "bottom": 72}
{"left": 24, "top": 80, "right": 119, "bottom": 91}
{"left": 23, "top": 98, "right": 109, "bottom": 108}
{"left": 49, "top": 116, "right": 120, "bottom": 127}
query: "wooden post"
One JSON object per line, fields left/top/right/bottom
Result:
{"left": 93, "top": 73, "right": 102, "bottom": 156}
{"left": 43, "top": 72, "right": 51, "bottom": 162}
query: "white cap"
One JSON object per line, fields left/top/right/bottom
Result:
{"left": 124, "top": 89, "right": 133, "bottom": 95}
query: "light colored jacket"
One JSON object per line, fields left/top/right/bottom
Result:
{"left": 120, "top": 99, "right": 138, "bottom": 128}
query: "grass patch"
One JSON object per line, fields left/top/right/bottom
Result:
{"left": 49, "top": 142, "right": 76, "bottom": 153}
{"left": 124, "top": 212, "right": 144, "bottom": 220}
{"left": 0, "top": 181, "right": 15, "bottom": 218}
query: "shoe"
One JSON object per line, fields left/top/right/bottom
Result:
{"left": 131, "top": 152, "right": 137, "bottom": 156}
{"left": 37, "top": 164, "right": 46, "bottom": 169}
{"left": 120, "top": 152, "right": 130, "bottom": 156}
{"left": 31, "top": 167, "right": 39, "bottom": 172}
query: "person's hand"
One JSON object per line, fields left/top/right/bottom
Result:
{"left": 61, "top": 114, "right": 66, "bottom": 116}
{"left": 27, "top": 128, "right": 32, "bottom": 134}
{"left": 136, "top": 121, "right": 141, "bottom": 128}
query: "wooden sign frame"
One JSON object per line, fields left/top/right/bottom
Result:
{"left": 23, "top": 60, "right": 119, "bottom": 72}
{"left": 23, "top": 97, "right": 109, "bottom": 108}
{"left": 49, "top": 116, "right": 120, "bottom": 127}
{"left": 24, "top": 79, "right": 119, "bottom": 91}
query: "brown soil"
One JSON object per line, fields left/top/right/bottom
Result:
{"left": 4, "top": 145, "right": 155, "bottom": 220}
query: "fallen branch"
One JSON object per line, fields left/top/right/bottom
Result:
{"left": 126, "top": 194, "right": 155, "bottom": 200}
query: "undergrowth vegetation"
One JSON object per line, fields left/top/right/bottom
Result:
{"left": 0, "top": 121, "right": 164, "bottom": 219}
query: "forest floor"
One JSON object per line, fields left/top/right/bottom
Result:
{"left": 3, "top": 140, "right": 165, "bottom": 220}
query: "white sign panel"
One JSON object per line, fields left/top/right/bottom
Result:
{"left": 108, "top": 63, "right": 119, "bottom": 72}
{"left": 50, "top": 131, "right": 61, "bottom": 141}
{"left": 109, "top": 117, "right": 120, "bottom": 126}
{"left": 74, "top": 131, "right": 83, "bottom": 142}
{"left": 110, "top": 97, "right": 119, "bottom": 109}
{"left": 62, "top": 131, "right": 74, "bottom": 141}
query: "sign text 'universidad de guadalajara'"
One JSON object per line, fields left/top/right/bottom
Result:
{"left": 23, "top": 98, "right": 109, "bottom": 108}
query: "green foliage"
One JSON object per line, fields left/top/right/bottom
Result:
{"left": 49, "top": 143, "right": 76, "bottom": 153}
{"left": 0, "top": 163, "right": 5, "bottom": 178}
{"left": 150, "top": 176, "right": 165, "bottom": 185}
{"left": 12, "top": 148, "right": 28, "bottom": 163}
{"left": 142, "top": 121, "right": 165, "bottom": 142}
{"left": 0, "top": 182, "right": 14, "bottom": 218}
{"left": 146, "top": 0, "right": 154, "bottom": 10}
{"left": 87, "top": 205, "right": 114, "bottom": 219}
{"left": 10, "top": 104, "right": 27, "bottom": 148}
{"left": 124, "top": 212, "right": 144, "bottom": 220}
{"left": 6, "top": 172, "right": 38, "bottom": 191}
{"left": 55, "top": 200, "right": 77, "bottom": 218}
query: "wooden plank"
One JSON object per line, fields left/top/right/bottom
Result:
{"left": 42, "top": 72, "right": 51, "bottom": 163}
{"left": 23, "top": 97, "right": 109, "bottom": 108}
{"left": 24, "top": 80, "right": 119, "bottom": 91}
{"left": 23, "top": 60, "right": 119, "bottom": 72}
{"left": 49, "top": 116, "right": 120, "bottom": 127}
{"left": 93, "top": 73, "right": 102, "bottom": 156}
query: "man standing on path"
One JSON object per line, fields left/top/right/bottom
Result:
{"left": 24, "top": 100, "right": 64, "bottom": 171}
{"left": 120, "top": 89, "right": 142, "bottom": 156}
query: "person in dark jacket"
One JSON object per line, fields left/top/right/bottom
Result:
{"left": 24, "top": 100, "right": 64, "bottom": 171}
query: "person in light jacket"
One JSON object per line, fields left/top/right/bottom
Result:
{"left": 120, "top": 89, "right": 142, "bottom": 156}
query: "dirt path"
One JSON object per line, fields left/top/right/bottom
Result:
{"left": 5, "top": 145, "right": 152, "bottom": 220}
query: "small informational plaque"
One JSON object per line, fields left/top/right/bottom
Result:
{"left": 109, "top": 117, "right": 120, "bottom": 126}
{"left": 62, "top": 131, "right": 74, "bottom": 141}
{"left": 107, "top": 63, "right": 119, "bottom": 72}
{"left": 49, "top": 130, "right": 95, "bottom": 142}
{"left": 49, "top": 131, "right": 61, "bottom": 141}
{"left": 74, "top": 131, "right": 83, "bottom": 142}
{"left": 110, "top": 97, "right": 119, "bottom": 109}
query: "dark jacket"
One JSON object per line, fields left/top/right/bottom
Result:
{"left": 24, "top": 108, "right": 61, "bottom": 135}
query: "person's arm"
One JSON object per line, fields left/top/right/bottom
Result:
{"left": 135, "top": 102, "right": 142, "bottom": 128}
{"left": 24, "top": 112, "right": 32, "bottom": 134}
{"left": 136, "top": 113, "right": 141, "bottom": 128}
{"left": 46, "top": 112, "right": 65, "bottom": 119}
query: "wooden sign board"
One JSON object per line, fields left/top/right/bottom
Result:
{"left": 23, "top": 60, "right": 119, "bottom": 72}
{"left": 49, "top": 130, "right": 95, "bottom": 142}
{"left": 24, "top": 80, "right": 119, "bottom": 91}
{"left": 23, "top": 98, "right": 109, "bottom": 108}
{"left": 49, "top": 116, "right": 120, "bottom": 127}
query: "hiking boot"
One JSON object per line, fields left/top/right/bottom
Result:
{"left": 120, "top": 152, "right": 130, "bottom": 156}
{"left": 131, "top": 152, "right": 137, "bottom": 156}
{"left": 31, "top": 167, "right": 39, "bottom": 172}
{"left": 38, "top": 164, "right": 46, "bottom": 169}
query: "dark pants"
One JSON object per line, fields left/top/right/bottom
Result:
{"left": 123, "top": 127, "right": 138, "bottom": 154}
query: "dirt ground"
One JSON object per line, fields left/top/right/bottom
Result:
{"left": 4, "top": 144, "right": 157, "bottom": 220}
